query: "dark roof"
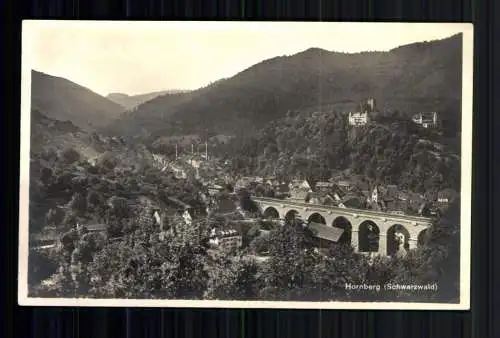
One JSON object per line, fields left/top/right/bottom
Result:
{"left": 166, "top": 197, "right": 192, "bottom": 209}
{"left": 315, "top": 181, "right": 335, "bottom": 189}
{"left": 384, "top": 200, "right": 408, "bottom": 212}
{"left": 340, "top": 195, "right": 362, "bottom": 207}
{"left": 84, "top": 224, "right": 107, "bottom": 232}
{"left": 337, "top": 180, "right": 351, "bottom": 187}
{"left": 216, "top": 229, "right": 240, "bottom": 238}
{"left": 308, "top": 222, "right": 345, "bottom": 242}
{"left": 289, "top": 179, "right": 312, "bottom": 188}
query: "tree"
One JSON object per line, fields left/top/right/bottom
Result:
{"left": 315, "top": 244, "right": 371, "bottom": 301}
{"left": 88, "top": 219, "right": 210, "bottom": 299}
{"left": 259, "top": 219, "right": 321, "bottom": 300}
{"left": 369, "top": 198, "right": 461, "bottom": 302}
{"left": 205, "top": 254, "right": 261, "bottom": 300}
{"left": 28, "top": 249, "right": 59, "bottom": 290}
{"left": 238, "top": 189, "right": 259, "bottom": 213}
{"left": 68, "top": 192, "right": 87, "bottom": 217}
{"left": 61, "top": 148, "right": 81, "bottom": 165}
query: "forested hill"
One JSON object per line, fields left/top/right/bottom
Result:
{"left": 215, "top": 111, "right": 461, "bottom": 194}
{"left": 31, "top": 70, "right": 125, "bottom": 130}
{"left": 106, "top": 90, "right": 191, "bottom": 110}
{"left": 30, "top": 108, "right": 157, "bottom": 172}
{"left": 105, "top": 33, "right": 463, "bottom": 138}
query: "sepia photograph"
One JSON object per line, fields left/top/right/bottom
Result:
{"left": 18, "top": 21, "right": 473, "bottom": 309}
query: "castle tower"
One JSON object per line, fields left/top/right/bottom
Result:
{"left": 366, "top": 97, "right": 376, "bottom": 112}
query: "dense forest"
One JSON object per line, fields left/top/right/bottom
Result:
{"left": 214, "top": 110, "right": 460, "bottom": 194}
{"left": 28, "top": 140, "right": 206, "bottom": 237}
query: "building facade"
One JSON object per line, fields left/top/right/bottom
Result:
{"left": 347, "top": 97, "right": 377, "bottom": 126}
{"left": 208, "top": 229, "right": 242, "bottom": 251}
{"left": 412, "top": 112, "right": 439, "bottom": 128}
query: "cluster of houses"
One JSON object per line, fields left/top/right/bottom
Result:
{"left": 234, "top": 175, "right": 458, "bottom": 217}
{"left": 345, "top": 97, "right": 441, "bottom": 130}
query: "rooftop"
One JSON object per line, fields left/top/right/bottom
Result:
{"left": 308, "top": 222, "right": 345, "bottom": 242}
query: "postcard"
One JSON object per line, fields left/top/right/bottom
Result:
{"left": 18, "top": 20, "right": 473, "bottom": 309}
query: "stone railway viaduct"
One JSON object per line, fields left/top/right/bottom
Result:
{"left": 252, "top": 197, "right": 434, "bottom": 257}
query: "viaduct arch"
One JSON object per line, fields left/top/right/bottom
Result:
{"left": 255, "top": 197, "right": 434, "bottom": 257}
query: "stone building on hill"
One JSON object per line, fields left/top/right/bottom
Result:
{"left": 412, "top": 112, "right": 439, "bottom": 128}
{"left": 347, "top": 97, "right": 377, "bottom": 127}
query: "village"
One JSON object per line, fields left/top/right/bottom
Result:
{"left": 30, "top": 96, "right": 459, "bottom": 276}
{"left": 36, "top": 101, "right": 454, "bottom": 256}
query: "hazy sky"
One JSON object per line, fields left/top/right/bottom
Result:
{"left": 23, "top": 21, "right": 470, "bottom": 96}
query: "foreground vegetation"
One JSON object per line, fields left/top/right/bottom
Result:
{"left": 29, "top": 187, "right": 460, "bottom": 303}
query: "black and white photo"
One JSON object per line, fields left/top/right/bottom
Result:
{"left": 18, "top": 21, "right": 473, "bottom": 309}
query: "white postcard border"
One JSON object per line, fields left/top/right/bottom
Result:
{"left": 18, "top": 21, "right": 474, "bottom": 310}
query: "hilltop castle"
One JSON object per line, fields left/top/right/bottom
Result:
{"left": 412, "top": 112, "right": 439, "bottom": 128}
{"left": 348, "top": 97, "right": 377, "bottom": 126}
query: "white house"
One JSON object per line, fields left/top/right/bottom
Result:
{"left": 348, "top": 112, "right": 369, "bottom": 126}
{"left": 182, "top": 210, "right": 193, "bottom": 225}
{"left": 412, "top": 112, "right": 439, "bottom": 128}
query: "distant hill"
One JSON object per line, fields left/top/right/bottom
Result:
{"left": 30, "top": 109, "right": 156, "bottom": 169}
{"left": 30, "top": 109, "right": 108, "bottom": 162}
{"left": 107, "top": 90, "right": 191, "bottom": 110}
{"left": 31, "top": 70, "right": 125, "bottom": 130}
{"left": 106, "top": 33, "right": 463, "bottom": 138}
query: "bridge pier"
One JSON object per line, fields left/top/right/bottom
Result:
{"left": 378, "top": 234, "right": 388, "bottom": 256}
{"left": 351, "top": 230, "right": 359, "bottom": 251}
{"left": 408, "top": 238, "right": 418, "bottom": 250}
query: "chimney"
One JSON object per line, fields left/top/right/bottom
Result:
{"left": 175, "top": 144, "right": 178, "bottom": 160}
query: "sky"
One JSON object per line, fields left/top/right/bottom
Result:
{"left": 23, "top": 21, "right": 471, "bottom": 97}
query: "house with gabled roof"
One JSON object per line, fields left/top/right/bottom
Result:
{"left": 437, "top": 188, "right": 459, "bottom": 205}
{"left": 338, "top": 194, "right": 364, "bottom": 209}
{"left": 336, "top": 180, "right": 353, "bottom": 191}
{"left": 289, "top": 188, "right": 310, "bottom": 202}
{"left": 208, "top": 228, "right": 242, "bottom": 251}
{"left": 315, "top": 181, "right": 335, "bottom": 190}
{"left": 307, "top": 221, "right": 345, "bottom": 246}
{"left": 306, "top": 191, "right": 338, "bottom": 206}
{"left": 235, "top": 177, "right": 252, "bottom": 192}
{"left": 208, "top": 183, "right": 226, "bottom": 196}
{"left": 274, "top": 183, "right": 290, "bottom": 198}
{"left": 289, "top": 179, "right": 313, "bottom": 192}
{"left": 265, "top": 178, "right": 280, "bottom": 187}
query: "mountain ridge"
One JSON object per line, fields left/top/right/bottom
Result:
{"left": 105, "top": 33, "right": 463, "bottom": 138}
{"left": 31, "top": 70, "right": 125, "bottom": 130}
